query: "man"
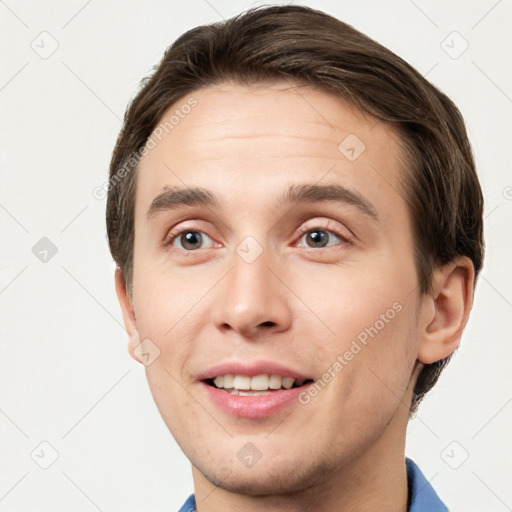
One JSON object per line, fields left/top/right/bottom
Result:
{"left": 106, "top": 5, "right": 483, "bottom": 511}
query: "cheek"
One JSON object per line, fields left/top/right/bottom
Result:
{"left": 292, "top": 263, "right": 411, "bottom": 346}
{"left": 335, "top": 298, "right": 418, "bottom": 416}
{"left": 298, "top": 264, "right": 419, "bottom": 405}
{"left": 132, "top": 251, "right": 207, "bottom": 334}
{"left": 145, "top": 366, "right": 202, "bottom": 446}
{"left": 136, "top": 270, "right": 210, "bottom": 430}
{"left": 131, "top": 273, "right": 203, "bottom": 404}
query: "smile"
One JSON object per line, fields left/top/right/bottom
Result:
{"left": 198, "top": 362, "right": 315, "bottom": 418}
{"left": 208, "top": 374, "right": 311, "bottom": 394}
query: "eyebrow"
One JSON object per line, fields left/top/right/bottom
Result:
{"left": 146, "top": 183, "right": 378, "bottom": 221}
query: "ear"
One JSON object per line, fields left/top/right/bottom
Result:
{"left": 417, "top": 256, "right": 475, "bottom": 364}
{"left": 114, "top": 267, "right": 142, "bottom": 363}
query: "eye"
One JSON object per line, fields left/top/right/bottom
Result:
{"left": 295, "top": 223, "right": 351, "bottom": 249}
{"left": 166, "top": 229, "right": 216, "bottom": 251}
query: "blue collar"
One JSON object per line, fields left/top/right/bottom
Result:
{"left": 407, "top": 458, "right": 448, "bottom": 511}
{"left": 178, "top": 492, "right": 196, "bottom": 512}
{"left": 178, "top": 458, "right": 447, "bottom": 511}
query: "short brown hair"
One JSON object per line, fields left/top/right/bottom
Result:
{"left": 106, "top": 5, "right": 484, "bottom": 411}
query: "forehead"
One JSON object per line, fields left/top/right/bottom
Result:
{"left": 135, "top": 81, "right": 408, "bottom": 223}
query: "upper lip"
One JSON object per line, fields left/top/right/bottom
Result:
{"left": 197, "top": 360, "right": 313, "bottom": 382}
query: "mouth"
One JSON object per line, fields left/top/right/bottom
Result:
{"left": 197, "top": 362, "right": 316, "bottom": 418}
{"left": 203, "top": 374, "right": 314, "bottom": 396}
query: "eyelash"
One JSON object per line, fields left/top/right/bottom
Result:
{"left": 294, "top": 221, "right": 351, "bottom": 248}
{"left": 164, "top": 220, "right": 352, "bottom": 252}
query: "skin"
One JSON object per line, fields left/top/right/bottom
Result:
{"left": 115, "top": 81, "right": 474, "bottom": 511}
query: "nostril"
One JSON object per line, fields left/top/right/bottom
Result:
{"left": 260, "top": 321, "right": 276, "bottom": 327}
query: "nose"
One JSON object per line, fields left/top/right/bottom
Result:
{"left": 211, "top": 246, "right": 293, "bottom": 339}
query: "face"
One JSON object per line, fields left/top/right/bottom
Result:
{"left": 124, "top": 81, "right": 425, "bottom": 495}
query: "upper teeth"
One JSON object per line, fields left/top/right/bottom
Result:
{"left": 213, "top": 374, "right": 301, "bottom": 390}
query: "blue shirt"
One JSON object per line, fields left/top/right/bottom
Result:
{"left": 406, "top": 458, "right": 448, "bottom": 511}
{"left": 178, "top": 458, "right": 447, "bottom": 511}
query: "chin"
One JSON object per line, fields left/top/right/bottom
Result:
{"left": 191, "top": 448, "right": 340, "bottom": 496}
{"left": 201, "top": 467, "right": 308, "bottom": 496}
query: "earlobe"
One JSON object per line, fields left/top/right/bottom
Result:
{"left": 114, "top": 267, "right": 142, "bottom": 363}
{"left": 417, "top": 257, "right": 475, "bottom": 365}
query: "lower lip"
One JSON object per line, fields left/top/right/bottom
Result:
{"left": 200, "top": 382, "right": 310, "bottom": 418}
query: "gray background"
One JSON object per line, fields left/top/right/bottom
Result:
{"left": 1, "top": 0, "right": 511, "bottom": 510}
